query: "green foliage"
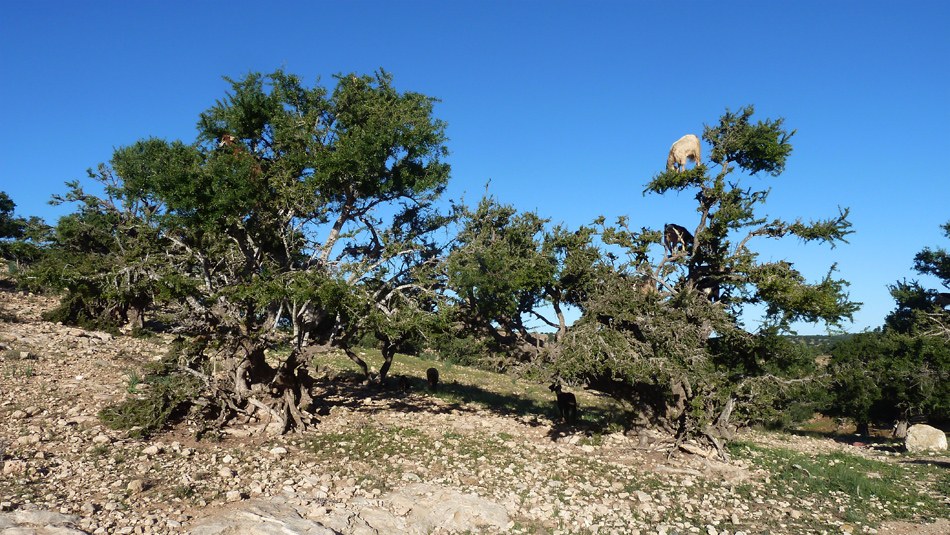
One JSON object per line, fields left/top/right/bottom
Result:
{"left": 99, "top": 372, "right": 200, "bottom": 438}
{"left": 0, "top": 191, "right": 24, "bottom": 241}
{"left": 31, "top": 67, "right": 456, "bottom": 434}
{"left": 19, "top": 179, "right": 165, "bottom": 330}
{"left": 442, "top": 197, "right": 590, "bottom": 362}
{"left": 826, "top": 221, "right": 950, "bottom": 428}
{"left": 0, "top": 192, "right": 49, "bottom": 268}
{"left": 703, "top": 105, "right": 795, "bottom": 177}
{"left": 912, "top": 221, "right": 950, "bottom": 283}
{"left": 548, "top": 106, "right": 856, "bottom": 448}
{"left": 827, "top": 330, "right": 950, "bottom": 426}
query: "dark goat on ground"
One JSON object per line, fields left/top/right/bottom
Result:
{"left": 549, "top": 383, "right": 577, "bottom": 423}
{"left": 426, "top": 368, "right": 439, "bottom": 390}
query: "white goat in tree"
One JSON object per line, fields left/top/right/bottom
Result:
{"left": 667, "top": 134, "right": 702, "bottom": 172}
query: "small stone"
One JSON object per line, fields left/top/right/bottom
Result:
{"left": 81, "top": 502, "right": 98, "bottom": 514}
{"left": 269, "top": 446, "right": 288, "bottom": 456}
{"left": 3, "top": 460, "right": 27, "bottom": 475}
{"left": 128, "top": 479, "right": 145, "bottom": 494}
{"left": 16, "top": 434, "right": 40, "bottom": 446}
{"left": 219, "top": 467, "right": 234, "bottom": 478}
{"left": 92, "top": 434, "right": 111, "bottom": 444}
{"left": 225, "top": 490, "right": 243, "bottom": 502}
{"left": 142, "top": 445, "right": 161, "bottom": 455}
{"left": 10, "top": 410, "right": 27, "bottom": 419}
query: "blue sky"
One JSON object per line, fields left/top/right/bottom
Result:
{"left": 1, "top": 1, "right": 948, "bottom": 335}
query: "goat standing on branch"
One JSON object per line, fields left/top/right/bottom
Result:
{"left": 666, "top": 134, "right": 702, "bottom": 172}
{"left": 664, "top": 223, "right": 694, "bottom": 257}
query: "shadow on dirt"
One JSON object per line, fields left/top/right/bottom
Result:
{"left": 307, "top": 369, "right": 613, "bottom": 439}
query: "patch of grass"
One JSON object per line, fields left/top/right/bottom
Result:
{"left": 727, "top": 440, "right": 948, "bottom": 527}
{"left": 304, "top": 424, "right": 433, "bottom": 461}
{"left": 124, "top": 369, "right": 142, "bottom": 394}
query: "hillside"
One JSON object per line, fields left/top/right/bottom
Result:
{"left": 0, "top": 283, "right": 948, "bottom": 535}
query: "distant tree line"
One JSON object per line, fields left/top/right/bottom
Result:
{"left": 823, "top": 222, "right": 950, "bottom": 436}
{"left": 3, "top": 68, "right": 945, "bottom": 454}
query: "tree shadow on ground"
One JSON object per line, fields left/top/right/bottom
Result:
{"left": 307, "top": 370, "right": 615, "bottom": 439}
{"left": 899, "top": 459, "right": 950, "bottom": 470}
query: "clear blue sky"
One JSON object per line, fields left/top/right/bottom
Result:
{"left": 2, "top": 1, "right": 948, "bottom": 335}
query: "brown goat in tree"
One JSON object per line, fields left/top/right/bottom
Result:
{"left": 426, "top": 368, "right": 439, "bottom": 390}
{"left": 549, "top": 383, "right": 577, "bottom": 423}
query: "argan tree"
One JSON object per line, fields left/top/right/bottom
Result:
{"left": 442, "top": 196, "right": 599, "bottom": 367}
{"left": 46, "top": 69, "right": 453, "bottom": 434}
{"left": 20, "top": 178, "right": 164, "bottom": 330}
{"left": 549, "top": 106, "right": 859, "bottom": 456}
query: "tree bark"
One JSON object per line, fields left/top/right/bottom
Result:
{"left": 893, "top": 420, "right": 908, "bottom": 439}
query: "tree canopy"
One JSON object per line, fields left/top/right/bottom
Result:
{"left": 25, "top": 69, "right": 454, "bottom": 434}
{"left": 538, "top": 106, "right": 858, "bottom": 455}
{"left": 15, "top": 82, "right": 874, "bottom": 451}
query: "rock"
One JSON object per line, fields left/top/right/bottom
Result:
{"left": 142, "top": 444, "right": 162, "bottom": 455}
{"left": 188, "top": 484, "right": 510, "bottom": 535}
{"left": 0, "top": 509, "right": 87, "bottom": 534}
{"left": 385, "top": 483, "right": 510, "bottom": 535}
{"left": 905, "top": 424, "right": 948, "bottom": 452}
{"left": 269, "top": 446, "right": 288, "bottom": 457}
{"left": 3, "top": 460, "right": 27, "bottom": 475}
{"left": 187, "top": 499, "right": 336, "bottom": 534}
{"left": 127, "top": 479, "right": 145, "bottom": 494}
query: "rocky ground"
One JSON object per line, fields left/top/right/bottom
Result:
{"left": 1, "top": 285, "right": 948, "bottom": 535}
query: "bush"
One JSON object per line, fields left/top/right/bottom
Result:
{"left": 99, "top": 375, "right": 200, "bottom": 438}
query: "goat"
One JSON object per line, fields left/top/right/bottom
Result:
{"left": 549, "top": 383, "right": 577, "bottom": 424}
{"left": 663, "top": 223, "right": 694, "bottom": 257}
{"left": 666, "top": 134, "right": 702, "bottom": 172}
{"left": 398, "top": 375, "right": 411, "bottom": 392}
{"left": 426, "top": 367, "right": 439, "bottom": 390}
